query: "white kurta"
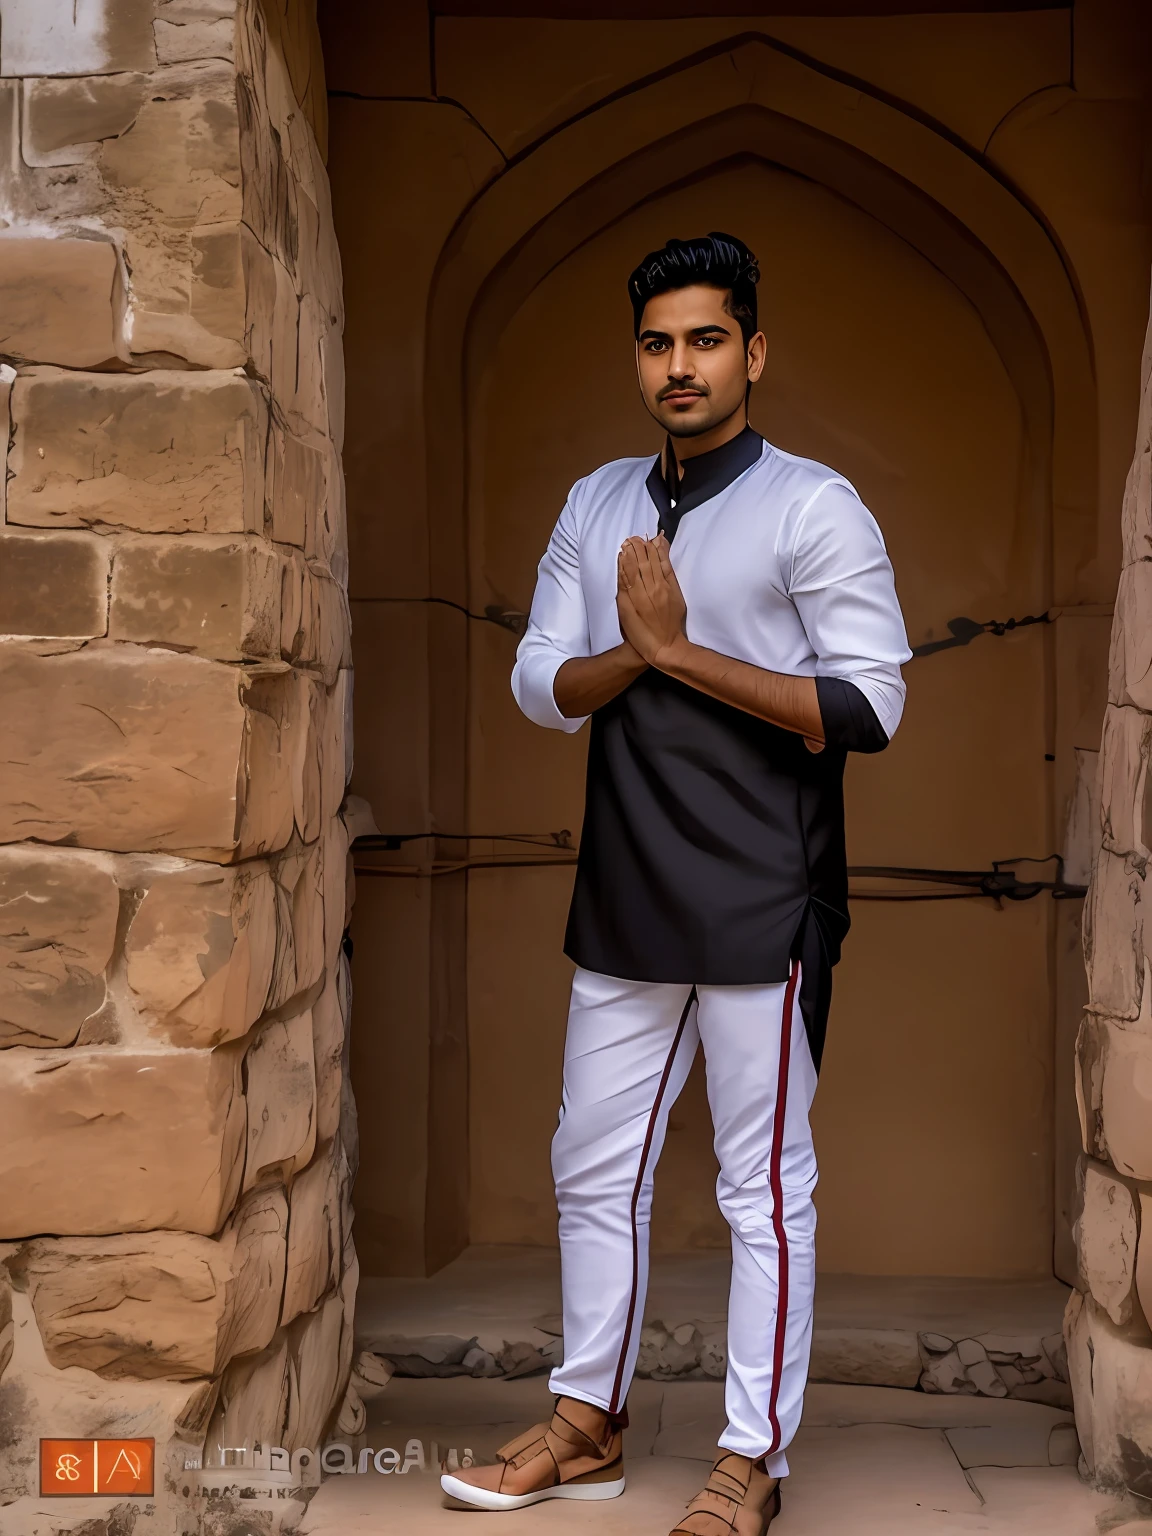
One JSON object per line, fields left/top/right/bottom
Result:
{"left": 512, "top": 439, "right": 910, "bottom": 739}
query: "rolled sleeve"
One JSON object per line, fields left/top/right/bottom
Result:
{"left": 511, "top": 496, "right": 591, "bottom": 733}
{"left": 787, "top": 480, "right": 911, "bottom": 749}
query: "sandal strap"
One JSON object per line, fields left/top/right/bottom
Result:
{"left": 669, "top": 1454, "right": 762, "bottom": 1536}
{"left": 493, "top": 1401, "right": 614, "bottom": 1487}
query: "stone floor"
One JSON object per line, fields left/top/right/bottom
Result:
{"left": 355, "top": 1245, "right": 1072, "bottom": 1394}
{"left": 299, "top": 1378, "right": 1142, "bottom": 1535}
{"left": 356, "top": 1247, "right": 1072, "bottom": 1354}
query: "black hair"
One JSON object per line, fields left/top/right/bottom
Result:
{"left": 628, "top": 231, "right": 760, "bottom": 346}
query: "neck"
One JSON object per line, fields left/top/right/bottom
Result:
{"left": 667, "top": 404, "right": 748, "bottom": 471}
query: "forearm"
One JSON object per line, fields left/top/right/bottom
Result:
{"left": 554, "top": 643, "right": 648, "bottom": 717}
{"left": 655, "top": 637, "right": 824, "bottom": 745}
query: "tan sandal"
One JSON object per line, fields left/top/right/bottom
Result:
{"left": 441, "top": 1395, "right": 626, "bottom": 1511}
{"left": 669, "top": 1452, "right": 781, "bottom": 1535}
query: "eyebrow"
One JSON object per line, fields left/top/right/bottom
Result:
{"left": 638, "top": 324, "right": 732, "bottom": 341}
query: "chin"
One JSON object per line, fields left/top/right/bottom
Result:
{"left": 663, "top": 413, "right": 721, "bottom": 439}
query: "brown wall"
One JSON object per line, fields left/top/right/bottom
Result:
{"left": 328, "top": 0, "right": 1151, "bottom": 1277}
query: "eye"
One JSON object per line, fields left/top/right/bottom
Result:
{"left": 644, "top": 339, "right": 669, "bottom": 353}
{"left": 695, "top": 336, "right": 720, "bottom": 348}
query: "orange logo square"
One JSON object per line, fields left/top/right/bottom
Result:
{"left": 40, "top": 1439, "right": 154, "bottom": 1498}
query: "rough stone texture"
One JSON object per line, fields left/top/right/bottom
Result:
{"left": 21, "top": 1182, "right": 288, "bottom": 1378}
{"left": 124, "top": 860, "right": 278, "bottom": 1046}
{"left": 285, "top": 1292, "right": 346, "bottom": 1451}
{"left": 0, "top": 237, "right": 123, "bottom": 366}
{"left": 1066, "top": 1289, "right": 1152, "bottom": 1498}
{"left": 0, "top": 1287, "right": 218, "bottom": 1534}
{"left": 1074, "top": 1159, "right": 1140, "bottom": 1327}
{"left": 0, "top": 530, "right": 109, "bottom": 638}
{"left": 1076, "top": 279, "right": 1152, "bottom": 1491}
{"left": 7, "top": 368, "right": 267, "bottom": 534}
{"left": 110, "top": 535, "right": 282, "bottom": 659}
{"left": 282, "top": 1137, "right": 347, "bottom": 1327}
{"left": 244, "top": 1009, "right": 317, "bottom": 1191}
{"left": 0, "top": 643, "right": 296, "bottom": 860}
{"left": 204, "top": 1331, "right": 291, "bottom": 1462}
{"left": 0, "top": 846, "right": 119, "bottom": 1047}
{"left": 1083, "top": 847, "right": 1144, "bottom": 1021}
{"left": 0, "top": 0, "right": 350, "bottom": 1521}
{"left": 0, "top": 1041, "right": 246, "bottom": 1237}
{"left": 1095, "top": 1022, "right": 1152, "bottom": 1181}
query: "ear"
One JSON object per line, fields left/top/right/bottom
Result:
{"left": 746, "top": 331, "right": 767, "bottom": 384}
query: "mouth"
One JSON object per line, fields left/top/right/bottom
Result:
{"left": 661, "top": 390, "right": 706, "bottom": 407}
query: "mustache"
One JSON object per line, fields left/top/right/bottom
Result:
{"left": 657, "top": 382, "right": 709, "bottom": 402}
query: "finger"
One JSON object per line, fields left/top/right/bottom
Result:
{"left": 651, "top": 537, "right": 675, "bottom": 583}
{"left": 632, "top": 540, "right": 657, "bottom": 586}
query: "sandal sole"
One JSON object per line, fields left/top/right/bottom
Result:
{"left": 440, "top": 1472, "right": 626, "bottom": 1511}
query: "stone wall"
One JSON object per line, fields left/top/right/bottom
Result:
{"left": 0, "top": 2, "right": 355, "bottom": 1531}
{"left": 1068, "top": 280, "right": 1152, "bottom": 1499}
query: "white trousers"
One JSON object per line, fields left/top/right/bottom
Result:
{"left": 547, "top": 965, "right": 818, "bottom": 1478}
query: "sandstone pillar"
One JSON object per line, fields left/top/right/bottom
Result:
{"left": 1069, "top": 280, "right": 1152, "bottom": 1498}
{"left": 0, "top": 2, "right": 356, "bottom": 1531}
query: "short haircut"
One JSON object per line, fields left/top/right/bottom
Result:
{"left": 628, "top": 232, "right": 761, "bottom": 345}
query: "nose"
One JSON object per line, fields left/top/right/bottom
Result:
{"left": 668, "top": 340, "right": 695, "bottom": 380}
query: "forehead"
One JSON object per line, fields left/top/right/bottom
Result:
{"left": 638, "top": 283, "right": 731, "bottom": 334}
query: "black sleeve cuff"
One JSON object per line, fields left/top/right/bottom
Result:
{"left": 815, "top": 677, "right": 890, "bottom": 754}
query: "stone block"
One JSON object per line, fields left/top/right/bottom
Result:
{"left": 810, "top": 1328, "right": 921, "bottom": 1389}
{"left": 244, "top": 1011, "right": 316, "bottom": 1191}
{"left": 0, "top": 237, "right": 122, "bottom": 367}
{"left": 125, "top": 861, "right": 277, "bottom": 1047}
{"left": 204, "top": 1334, "right": 290, "bottom": 1465}
{"left": 323, "top": 811, "right": 351, "bottom": 972}
{"left": 0, "top": 1287, "right": 218, "bottom": 1532}
{"left": 282, "top": 1138, "right": 346, "bottom": 1327}
{"left": 98, "top": 60, "right": 245, "bottom": 365}
{"left": 0, "top": 1041, "right": 245, "bottom": 1237}
{"left": 242, "top": 670, "right": 314, "bottom": 858}
{"left": 110, "top": 534, "right": 281, "bottom": 660}
{"left": 312, "top": 971, "right": 347, "bottom": 1145}
{"left": 21, "top": 73, "right": 150, "bottom": 167}
{"left": 0, "top": 530, "right": 109, "bottom": 638}
{"left": 0, "top": 642, "right": 295, "bottom": 861}
{"left": 6, "top": 368, "right": 266, "bottom": 535}
{"left": 268, "top": 426, "right": 325, "bottom": 548}
{"left": 0, "top": 846, "right": 119, "bottom": 1048}
{"left": 1114, "top": 563, "right": 1152, "bottom": 712}
{"left": 1121, "top": 392, "right": 1152, "bottom": 567}
{"left": 1089, "top": 1020, "right": 1152, "bottom": 1181}
{"left": 1066, "top": 1288, "right": 1152, "bottom": 1495}
{"left": 279, "top": 554, "right": 350, "bottom": 685}
{"left": 1074, "top": 1158, "right": 1139, "bottom": 1326}
{"left": 155, "top": 17, "right": 234, "bottom": 64}
{"left": 1100, "top": 705, "right": 1152, "bottom": 863}
{"left": 1084, "top": 849, "right": 1144, "bottom": 1021}
{"left": 1077, "top": 1013, "right": 1109, "bottom": 1161}
{"left": 0, "top": 0, "right": 157, "bottom": 75}
{"left": 21, "top": 1183, "right": 287, "bottom": 1379}
{"left": 1137, "top": 1192, "right": 1152, "bottom": 1336}
{"left": 284, "top": 1293, "right": 345, "bottom": 1451}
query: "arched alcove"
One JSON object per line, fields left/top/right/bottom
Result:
{"left": 463, "top": 152, "right": 1054, "bottom": 1274}
{"left": 413, "top": 37, "right": 1097, "bottom": 1277}
{"left": 338, "top": 24, "right": 1103, "bottom": 1278}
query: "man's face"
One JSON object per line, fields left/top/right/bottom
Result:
{"left": 635, "top": 283, "right": 765, "bottom": 439}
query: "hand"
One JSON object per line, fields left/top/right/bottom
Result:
{"left": 616, "top": 535, "right": 689, "bottom": 668}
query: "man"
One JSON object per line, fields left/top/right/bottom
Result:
{"left": 442, "top": 232, "right": 910, "bottom": 1533}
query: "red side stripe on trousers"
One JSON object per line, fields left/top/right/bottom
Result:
{"left": 608, "top": 988, "right": 696, "bottom": 1415}
{"left": 765, "top": 962, "right": 801, "bottom": 1453}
